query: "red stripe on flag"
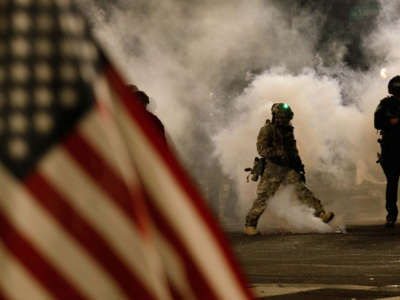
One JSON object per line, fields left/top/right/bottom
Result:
{"left": 0, "top": 288, "right": 16, "bottom": 300}
{"left": 104, "top": 63, "right": 253, "bottom": 299}
{"left": 146, "top": 200, "right": 219, "bottom": 300}
{"left": 24, "top": 172, "right": 157, "bottom": 300}
{"left": 62, "top": 132, "right": 149, "bottom": 234}
{"left": 0, "top": 211, "right": 87, "bottom": 300}
{"left": 0, "top": 292, "right": 7, "bottom": 300}
{"left": 167, "top": 280, "right": 185, "bottom": 300}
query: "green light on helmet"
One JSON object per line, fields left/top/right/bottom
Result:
{"left": 283, "top": 103, "right": 289, "bottom": 110}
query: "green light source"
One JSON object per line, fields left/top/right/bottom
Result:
{"left": 283, "top": 103, "right": 289, "bottom": 109}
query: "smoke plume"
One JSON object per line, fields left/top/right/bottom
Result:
{"left": 78, "top": 0, "right": 400, "bottom": 232}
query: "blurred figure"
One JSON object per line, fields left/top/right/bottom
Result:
{"left": 374, "top": 76, "right": 400, "bottom": 228}
{"left": 244, "top": 103, "right": 334, "bottom": 235}
{"left": 128, "top": 85, "right": 166, "bottom": 144}
{"left": 127, "top": 84, "right": 139, "bottom": 93}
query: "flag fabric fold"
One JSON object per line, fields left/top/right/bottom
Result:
{"left": 0, "top": 1, "right": 254, "bottom": 299}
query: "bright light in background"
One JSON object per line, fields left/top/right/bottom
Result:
{"left": 380, "top": 68, "right": 387, "bottom": 79}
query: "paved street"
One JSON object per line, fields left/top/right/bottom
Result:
{"left": 227, "top": 225, "right": 400, "bottom": 299}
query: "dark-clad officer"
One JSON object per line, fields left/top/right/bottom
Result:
{"left": 375, "top": 76, "right": 400, "bottom": 228}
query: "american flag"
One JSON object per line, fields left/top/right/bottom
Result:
{"left": 0, "top": 0, "right": 254, "bottom": 299}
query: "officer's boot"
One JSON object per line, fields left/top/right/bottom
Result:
{"left": 385, "top": 215, "right": 396, "bottom": 228}
{"left": 384, "top": 220, "right": 395, "bottom": 228}
{"left": 320, "top": 211, "right": 335, "bottom": 223}
{"left": 243, "top": 226, "right": 260, "bottom": 236}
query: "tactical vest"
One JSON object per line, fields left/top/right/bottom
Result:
{"left": 259, "top": 120, "right": 296, "bottom": 166}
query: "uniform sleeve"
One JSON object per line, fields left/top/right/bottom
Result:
{"left": 256, "top": 121, "right": 273, "bottom": 158}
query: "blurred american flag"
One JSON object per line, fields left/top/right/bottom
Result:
{"left": 0, "top": 0, "right": 253, "bottom": 299}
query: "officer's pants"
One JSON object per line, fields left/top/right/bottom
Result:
{"left": 381, "top": 156, "right": 400, "bottom": 222}
{"left": 245, "top": 165, "right": 324, "bottom": 227}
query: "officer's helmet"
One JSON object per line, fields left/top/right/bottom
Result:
{"left": 271, "top": 103, "right": 293, "bottom": 121}
{"left": 388, "top": 76, "right": 400, "bottom": 96}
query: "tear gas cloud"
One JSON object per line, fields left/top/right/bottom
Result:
{"left": 79, "top": 0, "right": 399, "bottom": 231}
{"left": 258, "top": 186, "right": 336, "bottom": 234}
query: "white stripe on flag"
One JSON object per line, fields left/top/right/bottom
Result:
{"left": 78, "top": 111, "right": 174, "bottom": 300}
{"left": 39, "top": 146, "right": 171, "bottom": 300}
{"left": 155, "top": 233, "right": 197, "bottom": 300}
{"left": 112, "top": 85, "right": 252, "bottom": 300}
{"left": 0, "top": 242, "right": 54, "bottom": 300}
{"left": 79, "top": 109, "right": 137, "bottom": 186}
{"left": 0, "top": 165, "right": 129, "bottom": 300}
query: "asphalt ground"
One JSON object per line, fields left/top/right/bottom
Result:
{"left": 227, "top": 225, "right": 400, "bottom": 299}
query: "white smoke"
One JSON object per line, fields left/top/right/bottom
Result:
{"left": 77, "top": 0, "right": 320, "bottom": 144}
{"left": 257, "top": 186, "right": 334, "bottom": 234}
{"left": 213, "top": 67, "right": 386, "bottom": 231}
{"left": 78, "top": 0, "right": 400, "bottom": 232}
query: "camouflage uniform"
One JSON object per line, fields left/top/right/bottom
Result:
{"left": 245, "top": 104, "right": 329, "bottom": 228}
